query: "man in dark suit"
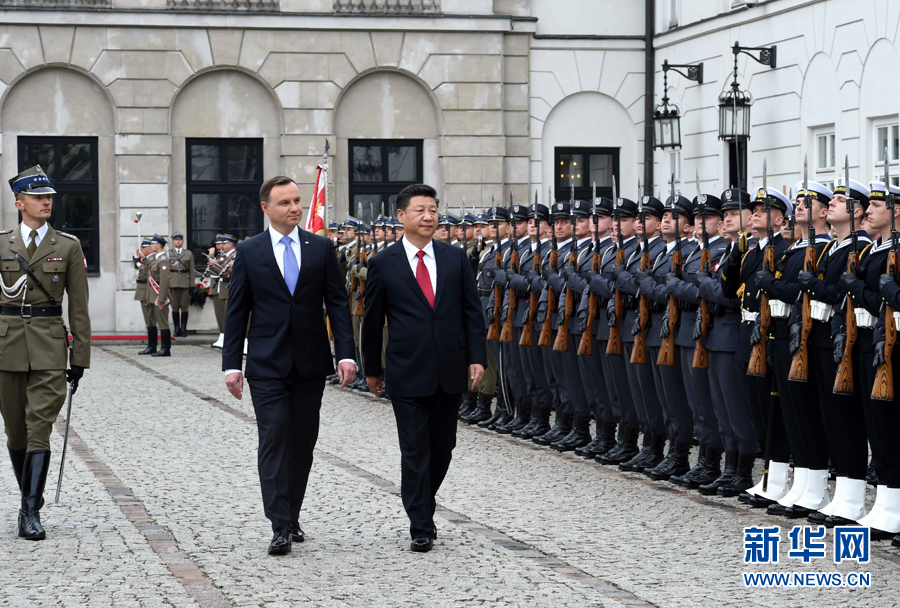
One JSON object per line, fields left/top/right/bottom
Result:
{"left": 362, "top": 184, "right": 487, "bottom": 553}
{"left": 222, "top": 176, "right": 356, "bottom": 556}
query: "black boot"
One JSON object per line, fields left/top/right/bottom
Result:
{"left": 689, "top": 446, "right": 723, "bottom": 489}
{"left": 648, "top": 441, "right": 691, "bottom": 481}
{"left": 592, "top": 421, "right": 619, "bottom": 458}
{"left": 671, "top": 443, "right": 706, "bottom": 487}
{"left": 462, "top": 393, "right": 493, "bottom": 424}
{"left": 172, "top": 311, "right": 181, "bottom": 337}
{"left": 478, "top": 392, "right": 507, "bottom": 429}
{"left": 533, "top": 410, "right": 572, "bottom": 445}
{"left": 496, "top": 400, "right": 531, "bottom": 434}
{"left": 698, "top": 450, "right": 737, "bottom": 495}
{"left": 181, "top": 311, "right": 189, "bottom": 337}
{"left": 138, "top": 327, "right": 158, "bottom": 355}
{"left": 152, "top": 329, "right": 171, "bottom": 357}
{"left": 458, "top": 391, "right": 477, "bottom": 420}
{"left": 551, "top": 413, "right": 591, "bottom": 452}
{"left": 18, "top": 450, "right": 50, "bottom": 541}
{"left": 575, "top": 420, "right": 611, "bottom": 458}
{"left": 621, "top": 433, "right": 665, "bottom": 472}
{"left": 8, "top": 448, "right": 25, "bottom": 490}
{"left": 599, "top": 424, "right": 640, "bottom": 465}
{"left": 867, "top": 464, "right": 879, "bottom": 486}
{"left": 717, "top": 452, "right": 756, "bottom": 497}
{"left": 515, "top": 404, "right": 551, "bottom": 439}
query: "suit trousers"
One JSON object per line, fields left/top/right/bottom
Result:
{"left": 813, "top": 345, "right": 867, "bottom": 480}
{"left": 391, "top": 387, "right": 461, "bottom": 539}
{"left": 525, "top": 338, "right": 553, "bottom": 407}
{"left": 622, "top": 342, "right": 651, "bottom": 434}
{"left": 563, "top": 334, "right": 591, "bottom": 417}
{"left": 577, "top": 338, "right": 611, "bottom": 422}
{"left": 248, "top": 369, "right": 325, "bottom": 531}
{"left": 541, "top": 338, "right": 562, "bottom": 411}
{"left": 0, "top": 369, "right": 67, "bottom": 452}
{"left": 546, "top": 344, "right": 572, "bottom": 415}
{"left": 503, "top": 336, "right": 523, "bottom": 406}
{"left": 593, "top": 340, "right": 618, "bottom": 424}
{"left": 707, "top": 351, "right": 753, "bottom": 455}
{"left": 631, "top": 346, "right": 666, "bottom": 438}
{"left": 604, "top": 344, "right": 637, "bottom": 431}
{"left": 683, "top": 347, "right": 722, "bottom": 450}
{"left": 649, "top": 346, "right": 693, "bottom": 444}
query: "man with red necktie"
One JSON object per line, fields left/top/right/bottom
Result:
{"left": 362, "top": 184, "right": 487, "bottom": 553}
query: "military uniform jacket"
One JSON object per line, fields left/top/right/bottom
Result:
{"left": 509, "top": 239, "right": 551, "bottom": 329}
{"left": 668, "top": 236, "right": 728, "bottom": 348}
{"left": 479, "top": 239, "right": 510, "bottom": 317}
{"left": 588, "top": 236, "right": 638, "bottom": 341}
{"left": 756, "top": 234, "right": 831, "bottom": 340}
{"left": 134, "top": 254, "right": 151, "bottom": 302}
{"left": 637, "top": 238, "right": 698, "bottom": 348}
{"left": 210, "top": 249, "right": 236, "bottom": 299}
{"left": 535, "top": 239, "right": 575, "bottom": 331}
{"left": 615, "top": 236, "right": 666, "bottom": 344}
{"left": 167, "top": 248, "right": 195, "bottom": 289}
{"left": 148, "top": 252, "right": 171, "bottom": 304}
{"left": 720, "top": 234, "right": 788, "bottom": 363}
{"left": 567, "top": 237, "right": 608, "bottom": 336}
{"left": 842, "top": 240, "right": 891, "bottom": 353}
{"left": 0, "top": 224, "right": 90, "bottom": 371}
{"left": 697, "top": 243, "right": 742, "bottom": 353}
{"left": 356, "top": 240, "right": 389, "bottom": 283}
{"left": 495, "top": 236, "right": 534, "bottom": 329}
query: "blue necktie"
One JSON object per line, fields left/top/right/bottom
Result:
{"left": 281, "top": 235, "right": 299, "bottom": 294}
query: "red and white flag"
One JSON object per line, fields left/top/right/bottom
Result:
{"left": 305, "top": 164, "right": 327, "bottom": 236}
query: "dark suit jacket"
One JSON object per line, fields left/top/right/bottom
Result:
{"left": 362, "top": 238, "right": 488, "bottom": 399}
{"left": 222, "top": 228, "right": 355, "bottom": 379}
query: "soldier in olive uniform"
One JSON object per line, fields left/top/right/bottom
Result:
{"left": 168, "top": 232, "right": 194, "bottom": 338}
{"left": 209, "top": 234, "right": 237, "bottom": 349}
{"left": 1, "top": 166, "right": 91, "bottom": 541}
{"left": 147, "top": 235, "right": 172, "bottom": 357}
{"left": 133, "top": 239, "right": 158, "bottom": 355}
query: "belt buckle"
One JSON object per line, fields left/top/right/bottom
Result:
{"left": 20, "top": 304, "right": 32, "bottom": 319}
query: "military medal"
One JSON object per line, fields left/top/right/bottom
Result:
{"left": 51, "top": 274, "right": 60, "bottom": 283}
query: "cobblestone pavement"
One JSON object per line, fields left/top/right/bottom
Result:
{"left": 1, "top": 344, "right": 897, "bottom": 607}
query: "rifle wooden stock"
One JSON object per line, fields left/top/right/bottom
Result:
{"left": 606, "top": 247, "right": 625, "bottom": 356}
{"left": 747, "top": 247, "right": 775, "bottom": 377}
{"left": 833, "top": 251, "right": 859, "bottom": 395}
{"left": 499, "top": 249, "right": 519, "bottom": 343}
{"left": 657, "top": 250, "right": 682, "bottom": 366}
{"left": 538, "top": 250, "right": 558, "bottom": 347}
{"left": 553, "top": 250, "right": 578, "bottom": 352}
{"left": 578, "top": 249, "right": 601, "bottom": 356}
{"left": 871, "top": 250, "right": 899, "bottom": 400}
{"left": 520, "top": 250, "right": 541, "bottom": 347}
{"left": 486, "top": 246, "right": 503, "bottom": 340}
{"left": 630, "top": 250, "right": 651, "bottom": 365}
{"left": 353, "top": 246, "right": 367, "bottom": 316}
{"left": 692, "top": 248, "right": 711, "bottom": 369}
{"left": 788, "top": 245, "right": 818, "bottom": 381}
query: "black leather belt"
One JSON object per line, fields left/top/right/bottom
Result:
{"left": 136, "top": 279, "right": 147, "bottom": 284}
{"left": 1, "top": 305, "right": 62, "bottom": 318}
{"left": 478, "top": 289, "right": 492, "bottom": 296}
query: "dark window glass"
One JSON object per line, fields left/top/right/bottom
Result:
{"left": 186, "top": 139, "right": 264, "bottom": 256}
{"left": 348, "top": 140, "right": 423, "bottom": 219}
{"left": 554, "top": 147, "right": 620, "bottom": 201}
{"left": 17, "top": 136, "right": 100, "bottom": 274}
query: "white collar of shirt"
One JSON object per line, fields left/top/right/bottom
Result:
{"left": 597, "top": 235, "right": 613, "bottom": 248}
{"left": 557, "top": 238, "right": 573, "bottom": 249}
{"left": 577, "top": 237, "right": 591, "bottom": 248}
{"left": 646, "top": 235, "right": 660, "bottom": 247}
{"left": 402, "top": 236, "right": 435, "bottom": 262}
{"left": 665, "top": 238, "right": 688, "bottom": 254}
{"left": 620, "top": 236, "right": 637, "bottom": 247}
{"left": 20, "top": 223, "right": 49, "bottom": 247}
{"left": 518, "top": 235, "right": 531, "bottom": 247}
{"left": 270, "top": 225, "right": 301, "bottom": 277}
{"left": 757, "top": 236, "right": 769, "bottom": 250}
{"left": 401, "top": 237, "right": 437, "bottom": 293}
{"left": 700, "top": 235, "right": 721, "bottom": 250}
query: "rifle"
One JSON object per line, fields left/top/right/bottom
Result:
{"left": 521, "top": 190, "right": 542, "bottom": 347}
{"left": 353, "top": 233, "right": 367, "bottom": 316}
{"left": 539, "top": 187, "right": 559, "bottom": 347}
{"left": 747, "top": 159, "right": 773, "bottom": 377}
{"left": 487, "top": 196, "right": 503, "bottom": 341}
{"left": 461, "top": 197, "right": 468, "bottom": 250}
{"left": 348, "top": 205, "right": 360, "bottom": 311}
{"left": 789, "top": 155, "right": 815, "bottom": 381}
{"left": 658, "top": 173, "right": 681, "bottom": 366}
{"left": 872, "top": 152, "right": 898, "bottom": 401}
{"left": 554, "top": 185, "right": 579, "bottom": 352}
{"left": 834, "top": 157, "right": 858, "bottom": 394}
{"left": 500, "top": 192, "right": 519, "bottom": 343}
{"left": 607, "top": 177, "right": 624, "bottom": 356}
{"left": 579, "top": 182, "right": 601, "bottom": 356}
{"left": 631, "top": 191, "right": 651, "bottom": 365}
{"left": 692, "top": 169, "right": 711, "bottom": 369}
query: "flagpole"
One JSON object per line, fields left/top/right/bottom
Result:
{"left": 323, "top": 139, "right": 330, "bottom": 237}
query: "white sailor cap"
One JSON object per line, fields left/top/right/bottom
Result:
{"left": 833, "top": 177, "right": 871, "bottom": 208}
{"left": 753, "top": 187, "right": 793, "bottom": 217}
{"left": 793, "top": 180, "right": 833, "bottom": 205}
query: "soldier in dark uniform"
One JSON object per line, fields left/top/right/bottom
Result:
{"left": 133, "top": 239, "right": 157, "bottom": 354}
{"left": 614, "top": 196, "right": 667, "bottom": 471}
{"left": 797, "top": 179, "right": 871, "bottom": 525}
{"left": 667, "top": 194, "right": 728, "bottom": 488}
{"left": 588, "top": 197, "right": 641, "bottom": 462}
{"left": 633, "top": 195, "right": 697, "bottom": 479}
{"left": 842, "top": 181, "right": 900, "bottom": 538}
{"left": 754, "top": 182, "right": 832, "bottom": 517}
{"left": 209, "top": 234, "right": 237, "bottom": 350}
{"left": 715, "top": 187, "right": 791, "bottom": 498}
{"left": 168, "top": 232, "right": 194, "bottom": 338}
{"left": 0, "top": 166, "right": 91, "bottom": 540}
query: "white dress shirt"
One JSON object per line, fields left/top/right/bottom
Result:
{"left": 401, "top": 236, "right": 437, "bottom": 294}
{"left": 21, "top": 222, "right": 48, "bottom": 250}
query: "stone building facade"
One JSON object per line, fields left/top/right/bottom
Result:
{"left": 0, "top": 0, "right": 894, "bottom": 330}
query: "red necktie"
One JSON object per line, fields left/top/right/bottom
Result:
{"left": 416, "top": 250, "right": 435, "bottom": 308}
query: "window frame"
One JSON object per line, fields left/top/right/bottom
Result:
{"left": 347, "top": 139, "right": 424, "bottom": 220}
{"left": 668, "top": 0, "right": 679, "bottom": 28}
{"left": 16, "top": 135, "right": 100, "bottom": 275}
{"left": 553, "top": 146, "right": 620, "bottom": 201}
{"left": 873, "top": 118, "right": 900, "bottom": 187}
{"left": 185, "top": 137, "right": 265, "bottom": 256}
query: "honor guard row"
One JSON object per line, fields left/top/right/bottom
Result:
{"left": 1, "top": 166, "right": 91, "bottom": 541}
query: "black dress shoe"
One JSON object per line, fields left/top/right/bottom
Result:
{"left": 870, "top": 527, "right": 896, "bottom": 541}
{"left": 806, "top": 511, "right": 828, "bottom": 525}
{"left": 866, "top": 464, "right": 879, "bottom": 486}
{"left": 291, "top": 523, "right": 305, "bottom": 543}
{"left": 824, "top": 515, "right": 858, "bottom": 527}
{"left": 268, "top": 527, "right": 292, "bottom": 555}
{"left": 892, "top": 534, "right": 900, "bottom": 548}
{"left": 783, "top": 505, "right": 816, "bottom": 519}
{"left": 410, "top": 537, "right": 433, "bottom": 553}
{"left": 747, "top": 494, "right": 777, "bottom": 508}
{"left": 767, "top": 503, "right": 789, "bottom": 516}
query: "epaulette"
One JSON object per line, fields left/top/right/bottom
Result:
{"left": 56, "top": 231, "right": 79, "bottom": 241}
